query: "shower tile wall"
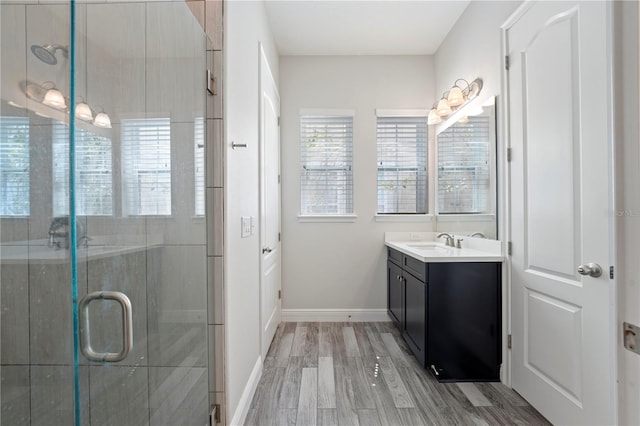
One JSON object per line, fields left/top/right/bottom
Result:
{"left": 0, "top": 1, "right": 213, "bottom": 425}
{"left": 201, "top": 0, "right": 226, "bottom": 423}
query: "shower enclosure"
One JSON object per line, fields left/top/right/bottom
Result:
{"left": 1, "top": 1, "right": 210, "bottom": 425}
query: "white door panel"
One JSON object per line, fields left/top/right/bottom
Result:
{"left": 525, "top": 290, "right": 583, "bottom": 403}
{"left": 260, "top": 44, "right": 281, "bottom": 360}
{"left": 508, "top": 1, "right": 614, "bottom": 424}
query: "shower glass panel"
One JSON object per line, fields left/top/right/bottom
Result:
{"left": 1, "top": 2, "right": 209, "bottom": 425}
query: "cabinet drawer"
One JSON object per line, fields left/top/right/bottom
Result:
{"left": 388, "top": 247, "right": 402, "bottom": 265}
{"left": 403, "top": 254, "right": 428, "bottom": 282}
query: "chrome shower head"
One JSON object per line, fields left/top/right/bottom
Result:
{"left": 30, "top": 44, "right": 68, "bottom": 65}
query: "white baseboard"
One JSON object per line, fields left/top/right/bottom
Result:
{"left": 229, "top": 357, "right": 262, "bottom": 426}
{"left": 281, "top": 309, "right": 391, "bottom": 322}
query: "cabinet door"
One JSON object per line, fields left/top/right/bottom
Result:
{"left": 387, "top": 260, "right": 404, "bottom": 330}
{"left": 428, "top": 262, "right": 500, "bottom": 381}
{"left": 403, "top": 272, "right": 426, "bottom": 366}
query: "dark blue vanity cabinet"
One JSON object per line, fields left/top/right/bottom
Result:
{"left": 387, "top": 247, "right": 501, "bottom": 382}
{"left": 387, "top": 248, "right": 427, "bottom": 366}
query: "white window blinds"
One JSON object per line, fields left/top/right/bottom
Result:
{"left": 122, "top": 118, "right": 172, "bottom": 216}
{"left": 194, "top": 118, "right": 205, "bottom": 216}
{"left": 52, "top": 123, "right": 113, "bottom": 216}
{"left": 376, "top": 116, "right": 428, "bottom": 214}
{"left": 0, "top": 117, "right": 30, "bottom": 216}
{"left": 437, "top": 116, "right": 491, "bottom": 214}
{"left": 300, "top": 113, "right": 353, "bottom": 215}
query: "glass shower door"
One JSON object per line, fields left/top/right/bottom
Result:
{"left": 1, "top": 1, "right": 209, "bottom": 425}
{"left": 1, "top": 1, "right": 87, "bottom": 424}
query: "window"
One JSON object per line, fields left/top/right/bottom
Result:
{"left": 194, "top": 118, "right": 205, "bottom": 216}
{"left": 437, "top": 115, "right": 491, "bottom": 214}
{"left": 122, "top": 118, "right": 172, "bottom": 216}
{"left": 52, "top": 123, "right": 113, "bottom": 216}
{"left": 300, "top": 111, "right": 353, "bottom": 215}
{"left": 0, "top": 117, "right": 30, "bottom": 216}
{"left": 376, "top": 113, "right": 428, "bottom": 214}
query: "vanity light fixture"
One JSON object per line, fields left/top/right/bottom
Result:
{"left": 20, "top": 80, "right": 111, "bottom": 129}
{"left": 429, "top": 77, "right": 484, "bottom": 125}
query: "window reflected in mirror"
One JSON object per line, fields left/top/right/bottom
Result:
{"left": 435, "top": 98, "right": 497, "bottom": 239}
{"left": 437, "top": 115, "right": 491, "bottom": 214}
{"left": 52, "top": 122, "right": 113, "bottom": 216}
{"left": 0, "top": 117, "right": 30, "bottom": 216}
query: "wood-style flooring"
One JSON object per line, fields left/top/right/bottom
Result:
{"left": 245, "top": 322, "right": 550, "bottom": 426}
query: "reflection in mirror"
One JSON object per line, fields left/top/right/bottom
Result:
{"left": 435, "top": 96, "right": 497, "bottom": 239}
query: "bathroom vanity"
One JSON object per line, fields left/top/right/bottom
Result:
{"left": 386, "top": 234, "right": 503, "bottom": 382}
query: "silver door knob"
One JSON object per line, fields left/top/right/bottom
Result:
{"left": 577, "top": 263, "right": 602, "bottom": 278}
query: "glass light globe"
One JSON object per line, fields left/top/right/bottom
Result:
{"left": 75, "top": 102, "right": 93, "bottom": 121}
{"left": 42, "top": 88, "right": 66, "bottom": 109}
{"left": 436, "top": 98, "right": 452, "bottom": 116}
{"left": 93, "top": 112, "right": 112, "bottom": 128}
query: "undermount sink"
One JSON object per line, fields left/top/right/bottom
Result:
{"left": 406, "top": 242, "right": 446, "bottom": 249}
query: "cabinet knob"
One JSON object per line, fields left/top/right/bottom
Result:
{"left": 397, "top": 275, "right": 402, "bottom": 281}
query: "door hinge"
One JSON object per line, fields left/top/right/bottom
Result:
{"left": 207, "top": 69, "right": 217, "bottom": 95}
{"left": 507, "top": 241, "right": 512, "bottom": 256}
{"left": 278, "top": 116, "right": 281, "bottom": 126}
{"left": 278, "top": 174, "right": 281, "bottom": 184}
{"left": 507, "top": 147, "right": 512, "bottom": 162}
{"left": 507, "top": 334, "right": 512, "bottom": 349}
{"left": 278, "top": 290, "right": 281, "bottom": 300}
{"left": 505, "top": 55, "right": 510, "bottom": 70}
{"left": 278, "top": 232, "right": 281, "bottom": 242}
{"left": 610, "top": 266, "right": 614, "bottom": 279}
{"left": 210, "top": 404, "right": 220, "bottom": 425}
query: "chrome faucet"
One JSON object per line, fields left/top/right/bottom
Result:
{"left": 436, "top": 232, "right": 455, "bottom": 247}
{"left": 471, "top": 232, "right": 486, "bottom": 238}
{"left": 48, "top": 217, "right": 87, "bottom": 249}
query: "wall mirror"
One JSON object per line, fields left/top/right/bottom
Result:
{"left": 434, "top": 96, "right": 498, "bottom": 239}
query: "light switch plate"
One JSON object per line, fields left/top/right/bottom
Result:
{"left": 241, "top": 216, "right": 251, "bottom": 238}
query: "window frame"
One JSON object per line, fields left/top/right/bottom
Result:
{"left": 298, "top": 109, "right": 356, "bottom": 221}
{"left": 375, "top": 109, "right": 430, "bottom": 221}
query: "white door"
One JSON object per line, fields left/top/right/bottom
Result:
{"left": 507, "top": 1, "right": 615, "bottom": 424}
{"left": 259, "top": 44, "right": 281, "bottom": 360}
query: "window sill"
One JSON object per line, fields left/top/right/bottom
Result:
{"left": 375, "top": 214, "right": 433, "bottom": 223}
{"left": 298, "top": 214, "right": 358, "bottom": 223}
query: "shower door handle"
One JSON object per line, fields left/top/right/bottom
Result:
{"left": 79, "top": 291, "right": 133, "bottom": 362}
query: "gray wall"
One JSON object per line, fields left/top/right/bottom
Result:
{"left": 224, "top": 1, "right": 280, "bottom": 422}
{"left": 280, "top": 55, "right": 435, "bottom": 316}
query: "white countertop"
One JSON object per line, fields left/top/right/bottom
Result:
{"left": 385, "top": 232, "right": 504, "bottom": 263}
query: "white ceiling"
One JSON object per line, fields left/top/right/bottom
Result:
{"left": 263, "top": 0, "right": 471, "bottom": 56}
